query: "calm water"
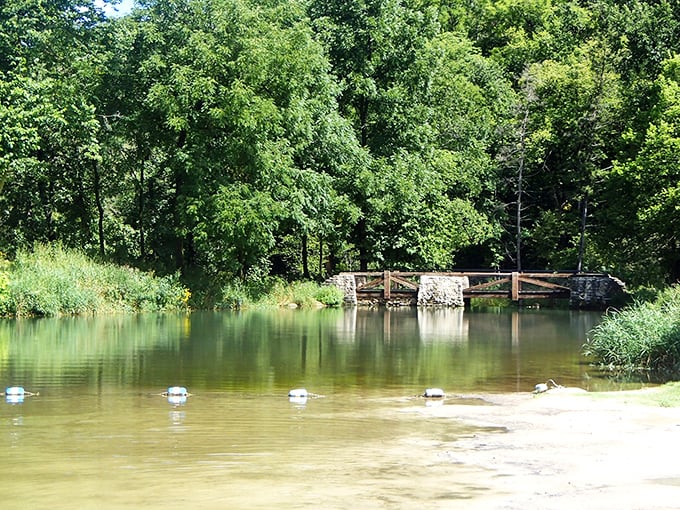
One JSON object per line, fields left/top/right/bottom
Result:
{"left": 0, "top": 308, "right": 639, "bottom": 508}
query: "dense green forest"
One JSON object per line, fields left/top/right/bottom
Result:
{"left": 1, "top": 0, "right": 679, "bottom": 292}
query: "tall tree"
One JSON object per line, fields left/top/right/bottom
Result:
{"left": 310, "top": 0, "right": 512, "bottom": 270}
{"left": 0, "top": 0, "right": 107, "bottom": 254}
{"left": 504, "top": 42, "right": 622, "bottom": 270}
{"left": 603, "top": 55, "right": 680, "bottom": 284}
{"left": 116, "top": 0, "right": 362, "bottom": 279}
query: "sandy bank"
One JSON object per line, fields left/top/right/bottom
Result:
{"left": 408, "top": 387, "right": 680, "bottom": 509}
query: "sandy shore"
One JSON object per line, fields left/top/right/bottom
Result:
{"left": 410, "top": 388, "right": 680, "bottom": 509}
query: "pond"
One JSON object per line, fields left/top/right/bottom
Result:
{"left": 0, "top": 308, "right": 643, "bottom": 508}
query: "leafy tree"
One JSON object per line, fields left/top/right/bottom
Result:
{"left": 501, "top": 42, "right": 622, "bottom": 270}
{"left": 0, "top": 0, "right": 107, "bottom": 254}
{"left": 110, "top": 0, "right": 363, "bottom": 280}
{"left": 466, "top": 0, "right": 596, "bottom": 76}
{"left": 311, "top": 0, "right": 513, "bottom": 270}
{"left": 603, "top": 55, "right": 680, "bottom": 284}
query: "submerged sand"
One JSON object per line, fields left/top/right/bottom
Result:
{"left": 410, "top": 388, "right": 680, "bottom": 509}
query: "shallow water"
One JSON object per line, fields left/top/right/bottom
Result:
{"left": 0, "top": 307, "right": 636, "bottom": 508}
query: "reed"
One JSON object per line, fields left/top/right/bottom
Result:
{"left": 584, "top": 286, "right": 680, "bottom": 370}
{"left": 217, "top": 278, "right": 344, "bottom": 309}
{"left": 5, "top": 244, "right": 189, "bottom": 317}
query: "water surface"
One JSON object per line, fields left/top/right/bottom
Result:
{"left": 0, "top": 308, "right": 632, "bottom": 508}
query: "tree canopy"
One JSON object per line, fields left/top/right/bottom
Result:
{"left": 1, "top": 0, "right": 680, "bottom": 287}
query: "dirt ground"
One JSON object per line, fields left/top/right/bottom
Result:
{"left": 412, "top": 387, "right": 680, "bottom": 509}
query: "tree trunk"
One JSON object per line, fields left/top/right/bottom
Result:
{"left": 577, "top": 196, "right": 588, "bottom": 273}
{"left": 93, "top": 163, "right": 105, "bottom": 257}
{"left": 516, "top": 106, "right": 530, "bottom": 272}
{"left": 302, "top": 233, "right": 310, "bottom": 279}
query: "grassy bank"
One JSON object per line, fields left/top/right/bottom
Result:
{"left": 0, "top": 244, "right": 344, "bottom": 317}
{"left": 214, "top": 276, "right": 344, "bottom": 310}
{"left": 0, "top": 244, "right": 190, "bottom": 317}
{"left": 587, "top": 381, "right": 680, "bottom": 407}
{"left": 584, "top": 285, "right": 680, "bottom": 371}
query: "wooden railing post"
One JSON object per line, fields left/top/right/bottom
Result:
{"left": 511, "top": 271, "right": 520, "bottom": 301}
{"left": 384, "top": 270, "right": 391, "bottom": 300}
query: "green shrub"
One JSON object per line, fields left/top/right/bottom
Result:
{"left": 6, "top": 244, "right": 189, "bottom": 317}
{"left": 628, "top": 286, "right": 660, "bottom": 304}
{"left": 216, "top": 278, "right": 344, "bottom": 309}
{"left": 0, "top": 254, "right": 13, "bottom": 315}
{"left": 584, "top": 285, "right": 680, "bottom": 370}
{"left": 313, "top": 284, "right": 344, "bottom": 307}
{"left": 216, "top": 280, "right": 255, "bottom": 310}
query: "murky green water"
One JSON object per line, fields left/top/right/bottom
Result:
{"left": 0, "top": 308, "right": 637, "bottom": 508}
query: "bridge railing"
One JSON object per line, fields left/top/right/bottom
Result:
{"left": 339, "top": 270, "right": 613, "bottom": 303}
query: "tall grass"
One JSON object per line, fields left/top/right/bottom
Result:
{"left": 584, "top": 286, "right": 680, "bottom": 370}
{"left": 216, "top": 276, "right": 344, "bottom": 310}
{"left": 3, "top": 244, "right": 189, "bottom": 317}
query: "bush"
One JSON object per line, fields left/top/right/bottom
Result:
{"left": 313, "top": 284, "right": 345, "bottom": 307}
{"left": 5, "top": 244, "right": 189, "bottom": 317}
{"left": 0, "top": 254, "right": 12, "bottom": 316}
{"left": 216, "top": 280, "right": 256, "bottom": 310}
{"left": 584, "top": 285, "right": 680, "bottom": 370}
{"left": 215, "top": 278, "right": 344, "bottom": 309}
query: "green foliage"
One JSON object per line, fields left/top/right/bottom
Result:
{"left": 5, "top": 244, "right": 189, "bottom": 317}
{"left": 0, "top": 253, "right": 11, "bottom": 315}
{"left": 313, "top": 284, "right": 345, "bottom": 307}
{"left": 283, "top": 281, "right": 344, "bottom": 308}
{"left": 2, "top": 0, "right": 680, "bottom": 289}
{"left": 599, "top": 55, "right": 680, "bottom": 285}
{"left": 216, "top": 277, "right": 343, "bottom": 309}
{"left": 584, "top": 285, "right": 680, "bottom": 371}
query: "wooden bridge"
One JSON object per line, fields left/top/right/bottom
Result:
{"left": 333, "top": 270, "right": 623, "bottom": 307}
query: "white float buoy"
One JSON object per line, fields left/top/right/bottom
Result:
{"left": 533, "top": 379, "right": 563, "bottom": 394}
{"left": 4, "top": 386, "right": 31, "bottom": 404}
{"left": 534, "top": 383, "right": 549, "bottom": 393}
{"left": 167, "top": 386, "right": 188, "bottom": 397}
{"left": 5, "top": 386, "right": 25, "bottom": 396}
{"left": 288, "top": 388, "right": 308, "bottom": 398}
{"left": 423, "top": 388, "right": 445, "bottom": 398}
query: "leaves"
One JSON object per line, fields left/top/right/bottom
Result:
{"left": 1, "top": 0, "right": 680, "bottom": 286}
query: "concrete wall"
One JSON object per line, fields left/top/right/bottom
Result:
{"left": 417, "top": 275, "right": 469, "bottom": 307}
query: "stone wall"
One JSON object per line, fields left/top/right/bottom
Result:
{"left": 568, "top": 275, "right": 626, "bottom": 309}
{"left": 417, "top": 275, "right": 469, "bottom": 307}
{"left": 324, "top": 274, "right": 357, "bottom": 305}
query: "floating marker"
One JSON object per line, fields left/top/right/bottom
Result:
{"left": 533, "top": 379, "right": 562, "bottom": 394}
{"left": 423, "top": 388, "right": 445, "bottom": 398}
{"left": 167, "top": 386, "right": 188, "bottom": 397}
{"left": 534, "top": 383, "right": 549, "bottom": 394}
{"left": 288, "top": 388, "right": 308, "bottom": 398}
{"left": 5, "top": 386, "right": 25, "bottom": 396}
{"left": 4, "top": 386, "right": 33, "bottom": 404}
{"left": 161, "top": 386, "right": 189, "bottom": 405}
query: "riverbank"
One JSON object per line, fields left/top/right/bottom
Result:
{"left": 407, "top": 385, "right": 680, "bottom": 509}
